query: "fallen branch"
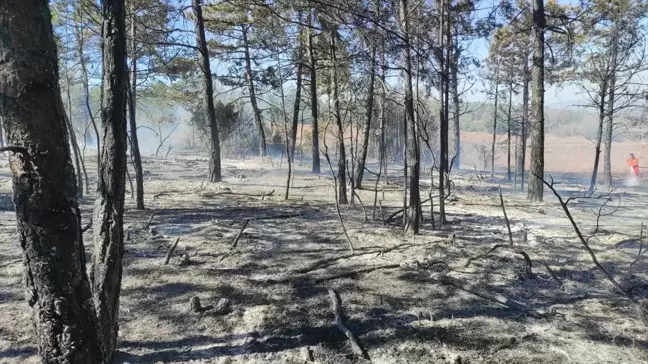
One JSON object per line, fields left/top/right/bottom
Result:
{"left": 164, "top": 237, "right": 181, "bottom": 265}
{"left": 294, "top": 243, "right": 413, "bottom": 274}
{"left": 464, "top": 244, "right": 533, "bottom": 278}
{"left": 499, "top": 187, "right": 514, "bottom": 245}
{"left": 230, "top": 219, "right": 249, "bottom": 249}
{"left": 144, "top": 212, "right": 155, "bottom": 229}
{"left": 385, "top": 198, "right": 431, "bottom": 224}
{"left": 432, "top": 274, "right": 542, "bottom": 318}
{"left": 540, "top": 175, "right": 647, "bottom": 326}
{"left": 542, "top": 263, "right": 563, "bottom": 288}
{"left": 314, "top": 263, "right": 401, "bottom": 283}
{"left": 323, "top": 148, "right": 355, "bottom": 253}
{"left": 327, "top": 288, "right": 371, "bottom": 360}
{"left": 630, "top": 222, "right": 645, "bottom": 272}
{"left": 352, "top": 190, "right": 369, "bottom": 223}
{"left": 199, "top": 190, "right": 275, "bottom": 198}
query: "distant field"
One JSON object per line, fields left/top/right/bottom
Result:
{"left": 460, "top": 132, "right": 648, "bottom": 178}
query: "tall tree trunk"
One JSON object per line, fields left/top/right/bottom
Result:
{"left": 507, "top": 81, "right": 513, "bottom": 182}
{"left": 400, "top": 0, "right": 421, "bottom": 234}
{"left": 451, "top": 43, "right": 461, "bottom": 171}
{"left": 91, "top": 1, "right": 128, "bottom": 361}
{"left": 193, "top": 0, "right": 221, "bottom": 182}
{"left": 64, "top": 60, "right": 85, "bottom": 198}
{"left": 519, "top": 61, "right": 529, "bottom": 191}
{"left": 0, "top": 117, "right": 4, "bottom": 146}
{"left": 0, "top": 1, "right": 104, "bottom": 361}
{"left": 491, "top": 63, "right": 500, "bottom": 177}
{"left": 604, "top": 28, "right": 618, "bottom": 188}
{"left": 444, "top": 3, "right": 451, "bottom": 197}
{"left": 437, "top": 0, "right": 447, "bottom": 226}
{"left": 75, "top": 29, "right": 101, "bottom": 175}
{"left": 331, "top": 29, "right": 348, "bottom": 204}
{"left": 242, "top": 25, "right": 267, "bottom": 157}
{"left": 378, "top": 45, "right": 387, "bottom": 180}
{"left": 527, "top": 0, "right": 546, "bottom": 202}
{"left": 588, "top": 80, "right": 607, "bottom": 194}
{"left": 129, "top": 3, "right": 145, "bottom": 209}
{"left": 355, "top": 46, "right": 376, "bottom": 189}
{"left": 308, "top": 9, "right": 320, "bottom": 173}
{"left": 291, "top": 22, "right": 304, "bottom": 160}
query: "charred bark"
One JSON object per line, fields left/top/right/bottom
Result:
{"left": 291, "top": 22, "right": 304, "bottom": 160}
{"left": 355, "top": 46, "right": 376, "bottom": 189}
{"left": 527, "top": 0, "right": 546, "bottom": 202}
{"left": 193, "top": 0, "right": 221, "bottom": 182}
{"left": 604, "top": 28, "right": 618, "bottom": 188}
{"left": 491, "top": 63, "right": 500, "bottom": 177}
{"left": 0, "top": 0, "right": 104, "bottom": 362}
{"left": 129, "top": 3, "right": 144, "bottom": 209}
{"left": 308, "top": 9, "right": 320, "bottom": 173}
{"left": 519, "top": 61, "right": 529, "bottom": 191}
{"left": 400, "top": 0, "right": 421, "bottom": 234}
{"left": 331, "top": 29, "right": 347, "bottom": 204}
{"left": 242, "top": 25, "right": 267, "bottom": 157}
{"left": 507, "top": 81, "right": 513, "bottom": 182}
{"left": 91, "top": 0, "right": 128, "bottom": 361}
{"left": 588, "top": 80, "right": 607, "bottom": 194}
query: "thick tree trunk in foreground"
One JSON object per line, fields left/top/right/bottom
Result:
{"left": 92, "top": 0, "right": 128, "bottom": 361}
{"left": 242, "top": 26, "right": 267, "bottom": 157}
{"left": 308, "top": 11, "right": 320, "bottom": 173}
{"left": 400, "top": 0, "right": 421, "bottom": 234}
{"left": 129, "top": 5, "right": 145, "bottom": 209}
{"left": 291, "top": 24, "right": 304, "bottom": 160}
{"left": 437, "top": 0, "right": 447, "bottom": 226}
{"left": 527, "top": 0, "right": 546, "bottom": 202}
{"left": 355, "top": 46, "right": 376, "bottom": 189}
{"left": 0, "top": 1, "right": 104, "bottom": 362}
{"left": 331, "top": 30, "right": 348, "bottom": 204}
{"left": 588, "top": 81, "right": 607, "bottom": 194}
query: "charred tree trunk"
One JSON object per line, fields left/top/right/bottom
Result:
{"left": 507, "top": 81, "right": 513, "bottom": 182}
{"left": 400, "top": 0, "right": 421, "bottom": 234}
{"left": 291, "top": 22, "right": 304, "bottom": 160}
{"left": 64, "top": 63, "right": 85, "bottom": 198}
{"left": 588, "top": 80, "right": 607, "bottom": 194}
{"left": 75, "top": 29, "right": 101, "bottom": 175}
{"left": 451, "top": 43, "right": 461, "bottom": 171}
{"left": 0, "top": 1, "right": 104, "bottom": 361}
{"left": 91, "top": 0, "right": 128, "bottom": 361}
{"left": 355, "top": 46, "right": 376, "bottom": 189}
{"left": 519, "top": 61, "right": 529, "bottom": 191}
{"left": 527, "top": 0, "right": 546, "bottom": 202}
{"left": 604, "top": 28, "right": 618, "bottom": 189}
{"left": 331, "top": 29, "right": 348, "bottom": 204}
{"left": 379, "top": 47, "right": 387, "bottom": 179}
{"left": 308, "top": 10, "right": 320, "bottom": 173}
{"left": 437, "top": 0, "right": 447, "bottom": 226}
{"left": 491, "top": 63, "right": 500, "bottom": 177}
{"left": 193, "top": 0, "right": 221, "bottom": 182}
{"left": 242, "top": 25, "right": 267, "bottom": 157}
{"left": 129, "top": 3, "right": 145, "bottom": 209}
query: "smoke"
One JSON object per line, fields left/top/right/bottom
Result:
{"left": 624, "top": 172, "right": 640, "bottom": 187}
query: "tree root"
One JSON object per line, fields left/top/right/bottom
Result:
{"left": 464, "top": 244, "right": 533, "bottom": 278}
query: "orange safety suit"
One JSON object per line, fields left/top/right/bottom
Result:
{"left": 627, "top": 157, "right": 640, "bottom": 177}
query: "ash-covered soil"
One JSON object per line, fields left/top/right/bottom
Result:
{"left": 1, "top": 152, "right": 647, "bottom": 364}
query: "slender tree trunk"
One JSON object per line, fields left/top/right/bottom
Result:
{"left": 242, "top": 25, "right": 267, "bottom": 157}
{"left": 0, "top": 1, "right": 104, "bottom": 361}
{"left": 91, "top": 1, "right": 128, "bottom": 361}
{"left": 379, "top": 47, "right": 387, "bottom": 181}
{"left": 0, "top": 117, "right": 4, "bottom": 147}
{"left": 129, "top": 3, "right": 145, "bottom": 209}
{"left": 355, "top": 46, "right": 376, "bottom": 189}
{"left": 438, "top": 0, "right": 447, "bottom": 226}
{"left": 491, "top": 63, "right": 500, "bottom": 177}
{"left": 76, "top": 30, "right": 101, "bottom": 175}
{"left": 507, "top": 81, "right": 513, "bottom": 182}
{"left": 588, "top": 80, "right": 607, "bottom": 194}
{"left": 193, "top": 0, "right": 221, "bottom": 182}
{"left": 400, "top": 0, "right": 420, "bottom": 234}
{"left": 331, "top": 29, "right": 347, "bottom": 204}
{"left": 291, "top": 22, "right": 304, "bottom": 160}
{"left": 308, "top": 10, "right": 320, "bottom": 173}
{"left": 444, "top": 3, "right": 451, "bottom": 197}
{"left": 527, "top": 0, "right": 546, "bottom": 202}
{"left": 452, "top": 43, "right": 461, "bottom": 171}
{"left": 64, "top": 60, "right": 85, "bottom": 198}
{"left": 519, "top": 61, "right": 529, "bottom": 191}
{"left": 604, "top": 28, "right": 618, "bottom": 188}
